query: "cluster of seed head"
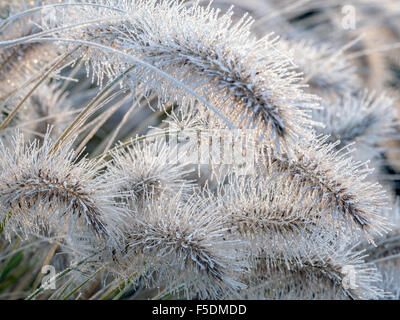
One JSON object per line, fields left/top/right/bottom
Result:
{"left": 0, "top": 0, "right": 399, "bottom": 300}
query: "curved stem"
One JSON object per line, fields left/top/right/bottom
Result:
{"left": 0, "top": 3, "right": 125, "bottom": 32}
{"left": 25, "top": 253, "right": 98, "bottom": 300}
{"left": 0, "top": 37, "right": 236, "bottom": 132}
{"left": 0, "top": 47, "right": 79, "bottom": 131}
{"left": 50, "top": 66, "right": 136, "bottom": 154}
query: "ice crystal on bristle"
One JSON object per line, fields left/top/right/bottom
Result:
{"left": 245, "top": 242, "right": 386, "bottom": 300}
{"left": 313, "top": 90, "right": 398, "bottom": 162}
{"left": 0, "top": 0, "right": 398, "bottom": 301}
{"left": 0, "top": 132, "right": 125, "bottom": 240}
{"left": 116, "top": 191, "right": 247, "bottom": 299}
{"left": 260, "top": 134, "right": 390, "bottom": 240}
{"left": 36, "top": 0, "right": 320, "bottom": 153}
{"left": 107, "top": 137, "right": 196, "bottom": 208}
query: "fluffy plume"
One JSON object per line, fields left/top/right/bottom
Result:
{"left": 261, "top": 134, "right": 390, "bottom": 239}
{"left": 279, "top": 39, "right": 361, "bottom": 96}
{"left": 246, "top": 243, "right": 386, "bottom": 300}
{"left": 0, "top": 132, "right": 125, "bottom": 240}
{"left": 113, "top": 191, "right": 247, "bottom": 299}
{"left": 29, "top": 0, "right": 322, "bottom": 153}
{"left": 0, "top": 1, "right": 63, "bottom": 145}
{"left": 218, "top": 172, "right": 336, "bottom": 265}
{"left": 216, "top": 170, "right": 385, "bottom": 299}
{"left": 313, "top": 90, "right": 398, "bottom": 162}
{"left": 107, "top": 137, "right": 196, "bottom": 208}
{"left": 0, "top": 0, "right": 399, "bottom": 301}
{"left": 361, "top": 201, "right": 400, "bottom": 298}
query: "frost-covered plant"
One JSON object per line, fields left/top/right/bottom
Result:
{"left": 0, "top": 132, "right": 125, "bottom": 240}
{"left": 246, "top": 243, "right": 386, "bottom": 300}
{"left": 0, "top": 0, "right": 400, "bottom": 301}
{"left": 112, "top": 191, "right": 247, "bottom": 299}
{"left": 279, "top": 39, "right": 361, "bottom": 97}
{"left": 107, "top": 137, "right": 196, "bottom": 208}
{"left": 260, "top": 134, "right": 390, "bottom": 240}
{"left": 13, "top": 0, "right": 322, "bottom": 153}
{"left": 312, "top": 90, "right": 398, "bottom": 162}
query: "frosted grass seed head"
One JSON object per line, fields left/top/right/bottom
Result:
{"left": 0, "top": 131, "right": 125, "bottom": 242}
{"left": 261, "top": 133, "right": 391, "bottom": 241}
{"left": 116, "top": 191, "right": 247, "bottom": 299}
{"left": 313, "top": 90, "right": 398, "bottom": 163}
{"left": 107, "top": 137, "right": 196, "bottom": 209}
{"left": 29, "top": 0, "right": 322, "bottom": 154}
